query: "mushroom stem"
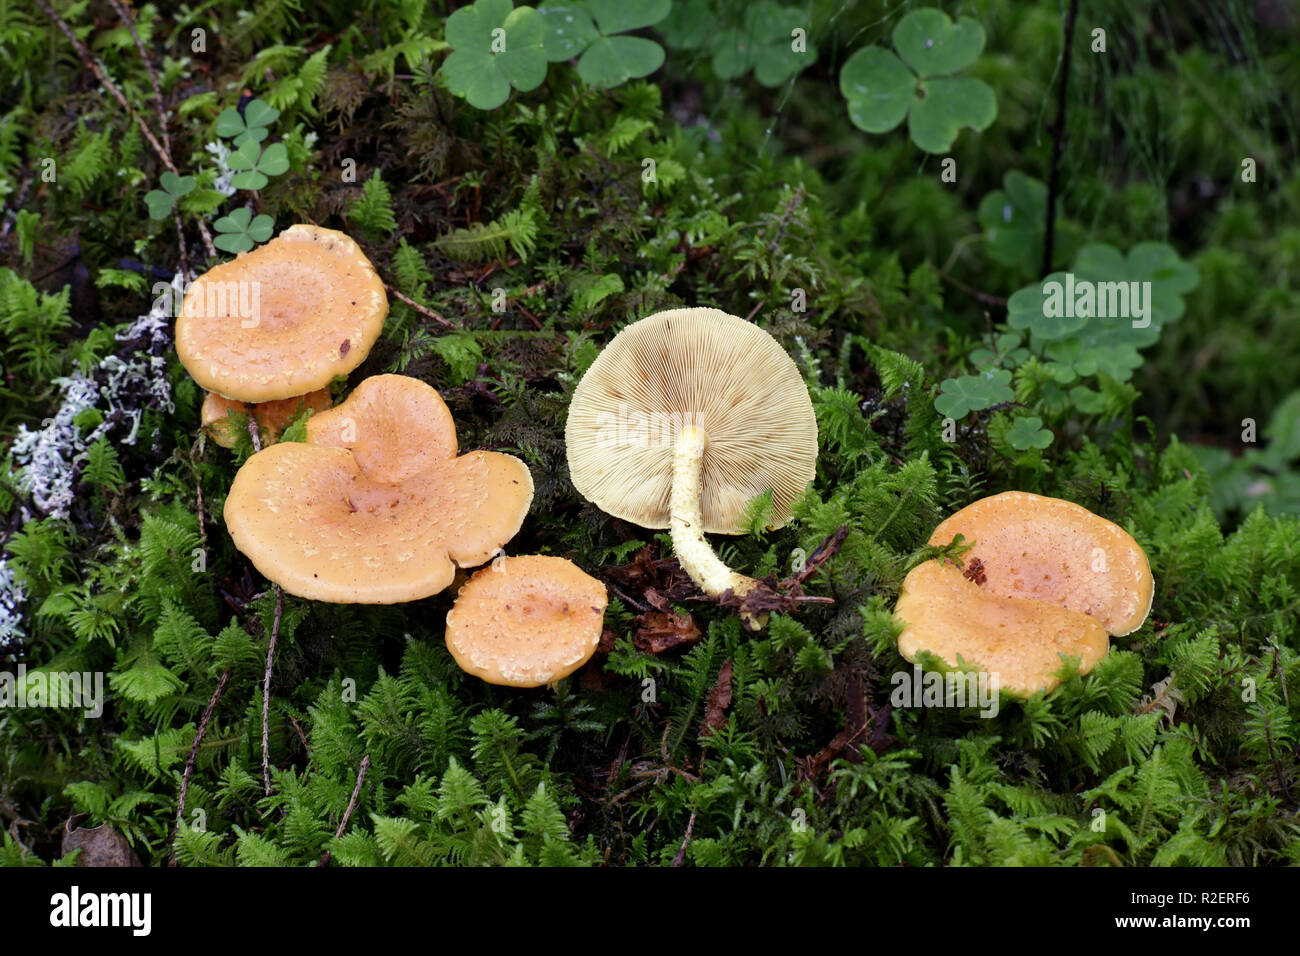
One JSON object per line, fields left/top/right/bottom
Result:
{"left": 670, "top": 425, "right": 767, "bottom": 630}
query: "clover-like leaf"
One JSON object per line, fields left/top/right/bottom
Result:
{"left": 215, "top": 98, "right": 280, "bottom": 147}
{"left": 933, "top": 368, "right": 1013, "bottom": 419}
{"left": 213, "top": 207, "right": 275, "bottom": 254}
{"left": 840, "top": 6, "right": 997, "bottom": 153}
{"left": 442, "top": 0, "right": 548, "bottom": 110}
{"left": 143, "top": 171, "right": 196, "bottom": 220}
{"left": 1006, "top": 415, "right": 1053, "bottom": 451}
{"left": 708, "top": 2, "right": 815, "bottom": 87}
{"left": 892, "top": 8, "right": 985, "bottom": 78}
{"left": 839, "top": 47, "right": 914, "bottom": 133}
{"left": 228, "top": 141, "right": 289, "bottom": 191}
{"left": 1010, "top": 241, "right": 1200, "bottom": 385}
{"left": 907, "top": 76, "right": 997, "bottom": 153}
{"left": 969, "top": 330, "right": 1029, "bottom": 370}
{"left": 1007, "top": 271, "right": 1089, "bottom": 341}
{"left": 538, "top": 1, "right": 599, "bottom": 60}
{"left": 657, "top": 0, "right": 712, "bottom": 50}
{"left": 539, "top": 0, "right": 669, "bottom": 88}
{"left": 978, "top": 171, "right": 1058, "bottom": 271}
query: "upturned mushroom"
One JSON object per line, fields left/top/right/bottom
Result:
{"left": 176, "top": 224, "right": 386, "bottom": 403}
{"left": 201, "top": 389, "right": 332, "bottom": 449}
{"left": 223, "top": 374, "right": 533, "bottom": 603}
{"left": 894, "top": 492, "right": 1154, "bottom": 696}
{"left": 928, "top": 491, "right": 1154, "bottom": 635}
{"left": 445, "top": 555, "right": 608, "bottom": 687}
{"left": 565, "top": 307, "right": 817, "bottom": 629}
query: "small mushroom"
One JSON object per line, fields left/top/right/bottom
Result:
{"left": 176, "top": 224, "right": 386, "bottom": 403}
{"left": 223, "top": 374, "right": 533, "bottom": 603}
{"left": 201, "top": 389, "right": 332, "bottom": 449}
{"left": 928, "top": 491, "right": 1153, "bottom": 635}
{"left": 565, "top": 308, "right": 817, "bottom": 628}
{"left": 445, "top": 555, "right": 608, "bottom": 687}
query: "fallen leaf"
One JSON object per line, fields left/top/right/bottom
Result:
{"left": 700, "top": 659, "right": 734, "bottom": 737}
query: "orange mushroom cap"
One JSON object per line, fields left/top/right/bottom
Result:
{"left": 177, "top": 224, "right": 387, "bottom": 403}
{"left": 445, "top": 555, "right": 608, "bottom": 687}
{"left": 928, "top": 491, "right": 1154, "bottom": 636}
{"left": 223, "top": 374, "right": 533, "bottom": 603}
{"left": 201, "top": 389, "right": 332, "bottom": 448}
{"left": 895, "top": 560, "right": 1110, "bottom": 697}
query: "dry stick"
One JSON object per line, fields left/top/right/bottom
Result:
{"left": 672, "top": 809, "right": 697, "bottom": 867}
{"left": 169, "top": 668, "right": 231, "bottom": 866}
{"left": 384, "top": 282, "right": 454, "bottom": 329}
{"left": 1042, "top": 0, "right": 1080, "bottom": 277}
{"left": 317, "top": 755, "right": 371, "bottom": 867}
{"left": 935, "top": 268, "right": 1007, "bottom": 308}
{"left": 107, "top": 0, "right": 171, "bottom": 156}
{"left": 33, "top": 0, "right": 217, "bottom": 260}
{"left": 261, "top": 586, "right": 284, "bottom": 796}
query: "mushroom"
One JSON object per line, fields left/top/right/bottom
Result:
{"left": 895, "top": 560, "right": 1110, "bottom": 697}
{"left": 928, "top": 491, "right": 1153, "bottom": 635}
{"left": 565, "top": 307, "right": 817, "bottom": 628}
{"left": 445, "top": 555, "right": 608, "bottom": 687}
{"left": 176, "top": 224, "right": 386, "bottom": 403}
{"left": 223, "top": 374, "right": 534, "bottom": 603}
{"left": 893, "top": 491, "right": 1155, "bottom": 697}
{"left": 201, "top": 389, "right": 332, "bottom": 449}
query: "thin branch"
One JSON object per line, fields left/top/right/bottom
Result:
{"left": 384, "top": 282, "right": 454, "bottom": 328}
{"left": 34, "top": 0, "right": 217, "bottom": 260}
{"left": 106, "top": 0, "right": 171, "bottom": 157}
{"left": 169, "top": 668, "right": 231, "bottom": 866}
{"left": 1042, "top": 0, "right": 1080, "bottom": 276}
{"left": 317, "top": 755, "right": 371, "bottom": 866}
{"left": 935, "top": 267, "right": 1007, "bottom": 308}
{"left": 672, "top": 810, "right": 696, "bottom": 867}
{"left": 261, "top": 586, "right": 284, "bottom": 796}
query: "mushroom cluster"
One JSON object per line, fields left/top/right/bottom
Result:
{"left": 565, "top": 307, "right": 818, "bottom": 629}
{"left": 178, "top": 224, "right": 610, "bottom": 690}
{"left": 894, "top": 491, "right": 1154, "bottom": 697}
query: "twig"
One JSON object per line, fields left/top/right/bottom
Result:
{"left": 261, "top": 586, "right": 284, "bottom": 796}
{"left": 169, "top": 668, "right": 231, "bottom": 866}
{"left": 780, "top": 525, "right": 850, "bottom": 591}
{"left": 672, "top": 810, "right": 696, "bottom": 867}
{"left": 34, "top": 0, "right": 217, "bottom": 260}
{"left": 935, "top": 268, "right": 1007, "bottom": 308}
{"left": 317, "top": 755, "right": 371, "bottom": 867}
{"left": 1042, "top": 0, "right": 1080, "bottom": 276}
{"left": 384, "top": 282, "right": 454, "bottom": 328}
{"left": 107, "top": 0, "right": 171, "bottom": 157}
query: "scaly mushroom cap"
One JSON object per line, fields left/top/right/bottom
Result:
{"left": 223, "top": 374, "right": 533, "bottom": 603}
{"left": 896, "top": 560, "right": 1110, "bottom": 696}
{"left": 565, "top": 307, "right": 817, "bottom": 533}
{"left": 177, "top": 224, "right": 387, "bottom": 402}
{"left": 201, "top": 389, "right": 332, "bottom": 448}
{"left": 445, "top": 555, "right": 608, "bottom": 687}
{"left": 928, "top": 491, "right": 1154, "bottom": 635}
